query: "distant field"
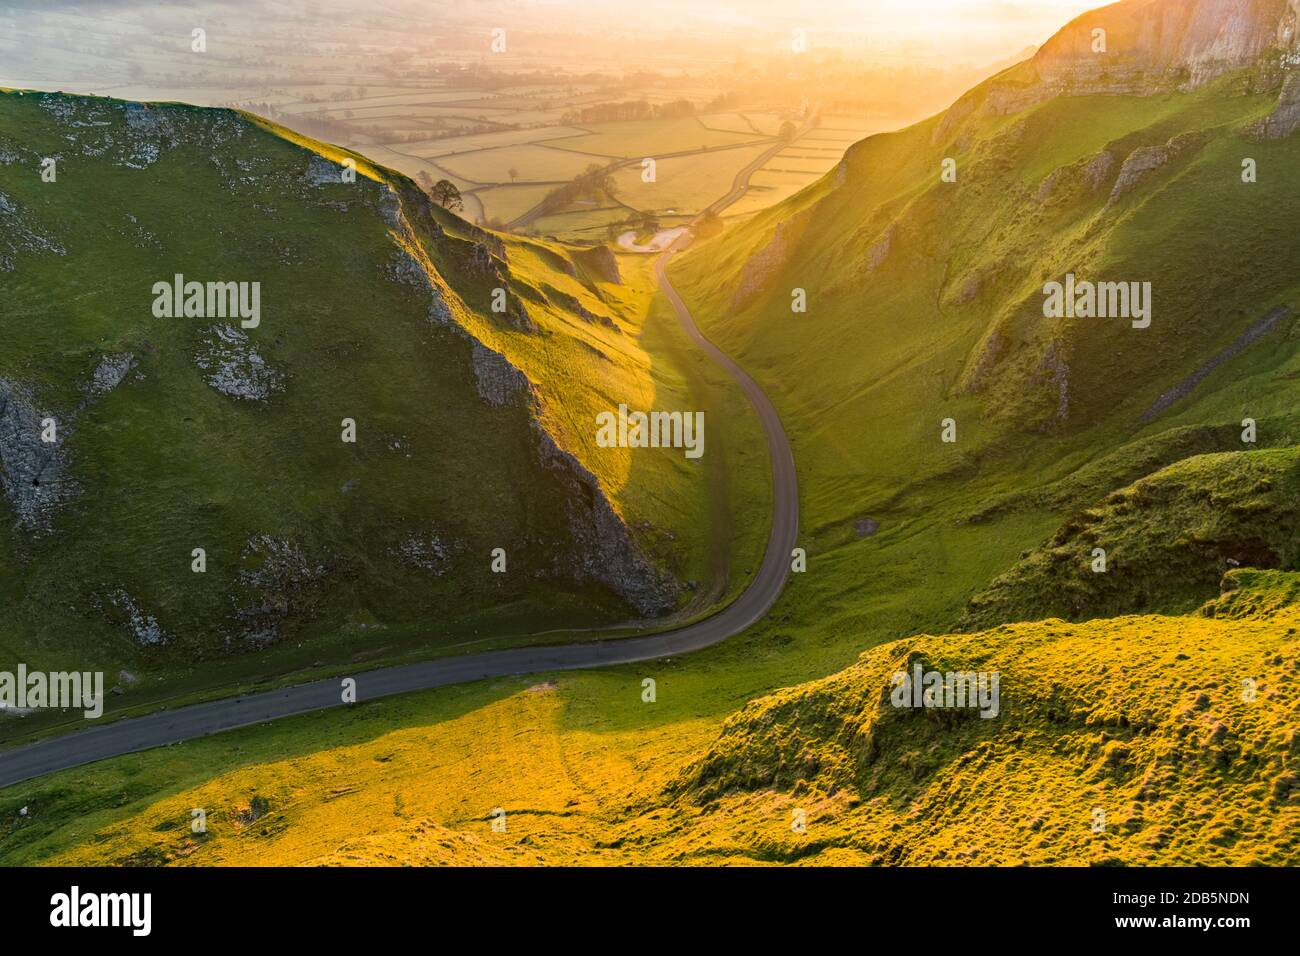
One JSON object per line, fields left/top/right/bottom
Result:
{"left": 529, "top": 205, "right": 634, "bottom": 238}
{"left": 781, "top": 144, "right": 845, "bottom": 157}
{"left": 406, "top": 126, "right": 590, "bottom": 156}
{"left": 612, "top": 143, "right": 771, "bottom": 215}
{"left": 275, "top": 90, "right": 489, "bottom": 113}
{"left": 696, "top": 111, "right": 756, "bottom": 134}
{"left": 437, "top": 108, "right": 566, "bottom": 126}
{"left": 438, "top": 143, "right": 611, "bottom": 184}
{"left": 475, "top": 183, "right": 560, "bottom": 223}
{"left": 747, "top": 113, "right": 787, "bottom": 136}
{"left": 549, "top": 117, "right": 765, "bottom": 158}
{"left": 355, "top": 145, "right": 477, "bottom": 190}
{"left": 234, "top": 82, "right": 869, "bottom": 236}
{"left": 700, "top": 111, "right": 790, "bottom": 136}
{"left": 493, "top": 83, "right": 602, "bottom": 96}
{"left": 764, "top": 151, "right": 841, "bottom": 174}
{"left": 105, "top": 85, "right": 305, "bottom": 107}
{"left": 280, "top": 84, "right": 415, "bottom": 99}
{"left": 799, "top": 131, "right": 868, "bottom": 145}
{"left": 459, "top": 191, "right": 486, "bottom": 223}
{"left": 726, "top": 168, "right": 820, "bottom": 217}
{"left": 313, "top": 104, "right": 504, "bottom": 121}
{"left": 200, "top": 74, "right": 877, "bottom": 237}
{"left": 450, "top": 95, "right": 568, "bottom": 111}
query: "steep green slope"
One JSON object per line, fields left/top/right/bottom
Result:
{"left": 960, "top": 446, "right": 1300, "bottom": 629}
{"left": 667, "top": 0, "right": 1300, "bottom": 649}
{"left": 0, "top": 90, "right": 722, "bottom": 717}
{"left": 675, "top": 72, "right": 1300, "bottom": 509}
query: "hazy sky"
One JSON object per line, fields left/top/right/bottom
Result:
{"left": 658, "top": 0, "right": 1097, "bottom": 60}
{"left": 2, "top": 0, "right": 1102, "bottom": 73}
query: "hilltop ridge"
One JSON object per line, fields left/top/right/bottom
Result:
{"left": 1035, "top": 0, "right": 1298, "bottom": 86}
{"left": 0, "top": 90, "right": 706, "bottom": 700}
{"left": 950, "top": 0, "right": 1300, "bottom": 137}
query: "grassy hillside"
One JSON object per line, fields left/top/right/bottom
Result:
{"left": 961, "top": 446, "right": 1300, "bottom": 629}
{"left": 671, "top": 70, "right": 1300, "bottom": 524}
{"left": 6, "top": 568, "right": 1296, "bottom": 866}
{"left": 662, "top": 568, "right": 1300, "bottom": 865}
{"left": 662, "top": 50, "right": 1300, "bottom": 659}
{"left": 5, "top": 0, "right": 1300, "bottom": 868}
{"left": 0, "top": 90, "right": 765, "bottom": 732}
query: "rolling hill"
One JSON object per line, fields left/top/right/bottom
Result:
{"left": 7, "top": 568, "right": 1296, "bottom": 866}
{"left": 0, "top": 89, "right": 738, "bottom": 720}
{"left": 661, "top": 568, "right": 1300, "bottom": 866}
{"left": 3, "top": 0, "right": 1300, "bottom": 867}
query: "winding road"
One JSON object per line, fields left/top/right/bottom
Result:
{"left": 507, "top": 106, "right": 819, "bottom": 231}
{"left": 0, "top": 236, "right": 799, "bottom": 790}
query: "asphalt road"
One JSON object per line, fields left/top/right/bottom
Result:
{"left": 703, "top": 118, "right": 813, "bottom": 217}
{"left": 0, "top": 239, "right": 798, "bottom": 790}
